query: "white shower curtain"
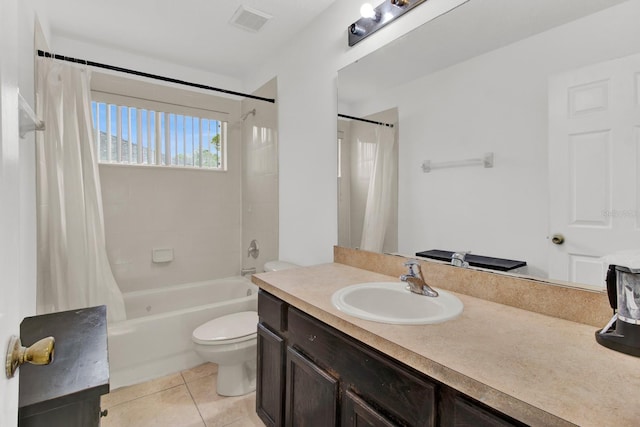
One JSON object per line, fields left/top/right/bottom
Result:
{"left": 35, "top": 58, "right": 126, "bottom": 323}
{"left": 360, "top": 125, "right": 396, "bottom": 252}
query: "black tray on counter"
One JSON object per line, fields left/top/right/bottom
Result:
{"left": 415, "top": 249, "right": 526, "bottom": 272}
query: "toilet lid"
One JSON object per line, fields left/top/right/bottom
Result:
{"left": 193, "top": 311, "right": 258, "bottom": 343}
{"left": 264, "top": 260, "right": 298, "bottom": 272}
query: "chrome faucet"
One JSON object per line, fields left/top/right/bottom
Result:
{"left": 400, "top": 260, "right": 439, "bottom": 297}
{"left": 451, "top": 252, "right": 469, "bottom": 268}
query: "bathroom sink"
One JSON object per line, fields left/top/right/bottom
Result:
{"left": 331, "top": 282, "right": 463, "bottom": 325}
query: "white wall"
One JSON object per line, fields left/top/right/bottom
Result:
{"left": 246, "top": 0, "right": 469, "bottom": 266}
{"left": 0, "top": 0, "right": 42, "bottom": 423}
{"left": 350, "top": 1, "right": 640, "bottom": 276}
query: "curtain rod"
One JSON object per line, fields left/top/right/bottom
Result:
{"left": 37, "top": 50, "right": 275, "bottom": 104}
{"left": 338, "top": 113, "right": 394, "bottom": 128}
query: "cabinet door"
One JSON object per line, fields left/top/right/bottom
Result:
{"left": 257, "top": 323, "right": 286, "bottom": 427}
{"left": 440, "top": 388, "right": 524, "bottom": 427}
{"left": 342, "top": 390, "right": 398, "bottom": 427}
{"left": 285, "top": 347, "right": 338, "bottom": 427}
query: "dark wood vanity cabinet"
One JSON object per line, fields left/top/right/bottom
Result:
{"left": 256, "top": 290, "right": 524, "bottom": 427}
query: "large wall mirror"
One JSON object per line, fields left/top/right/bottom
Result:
{"left": 338, "top": 0, "right": 640, "bottom": 288}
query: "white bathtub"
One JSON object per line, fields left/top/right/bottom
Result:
{"left": 108, "top": 276, "right": 258, "bottom": 389}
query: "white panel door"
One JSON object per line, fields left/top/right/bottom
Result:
{"left": 549, "top": 52, "right": 640, "bottom": 287}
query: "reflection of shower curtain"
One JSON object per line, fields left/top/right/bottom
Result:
{"left": 36, "top": 58, "right": 126, "bottom": 323}
{"left": 360, "top": 125, "right": 396, "bottom": 252}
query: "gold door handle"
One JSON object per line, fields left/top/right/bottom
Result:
{"left": 5, "top": 335, "right": 55, "bottom": 378}
{"left": 551, "top": 234, "right": 565, "bottom": 245}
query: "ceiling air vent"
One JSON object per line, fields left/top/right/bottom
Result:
{"left": 229, "top": 5, "right": 272, "bottom": 33}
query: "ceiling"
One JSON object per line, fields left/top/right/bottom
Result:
{"left": 41, "top": 0, "right": 338, "bottom": 79}
{"left": 338, "top": 0, "right": 627, "bottom": 106}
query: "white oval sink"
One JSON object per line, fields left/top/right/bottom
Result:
{"left": 332, "top": 282, "right": 463, "bottom": 325}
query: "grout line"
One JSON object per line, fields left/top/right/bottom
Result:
{"left": 102, "top": 373, "right": 187, "bottom": 410}
{"left": 103, "top": 384, "right": 186, "bottom": 410}
{"left": 184, "top": 379, "right": 208, "bottom": 426}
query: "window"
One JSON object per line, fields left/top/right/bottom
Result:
{"left": 357, "top": 139, "right": 376, "bottom": 179}
{"left": 91, "top": 99, "right": 227, "bottom": 170}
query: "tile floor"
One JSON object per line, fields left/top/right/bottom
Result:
{"left": 101, "top": 363, "right": 265, "bottom": 427}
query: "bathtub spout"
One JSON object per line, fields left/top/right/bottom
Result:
{"left": 241, "top": 267, "right": 256, "bottom": 276}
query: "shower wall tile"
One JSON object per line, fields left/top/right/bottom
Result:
{"left": 243, "top": 202, "right": 279, "bottom": 233}
{"left": 241, "top": 79, "right": 279, "bottom": 273}
{"left": 100, "top": 161, "right": 242, "bottom": 293}
{"left": 114, "top": 244, "right": 241, "bottom": 292}
{"left": 244, "top": 175, "right": 278, "bottom": 204}
{"left": 241, "top": 229, "right": 278, "bottom": 273}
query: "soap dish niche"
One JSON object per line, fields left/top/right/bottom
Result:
{"left": 152, "top": 248, "right": 174, "bottom": 263}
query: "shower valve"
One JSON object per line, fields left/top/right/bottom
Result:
{"left": 247, "top": 239, "right": 259, "bottom": 259}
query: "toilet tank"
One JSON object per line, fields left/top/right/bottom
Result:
{"left": 264, "top": 261, "right": 299, "bottom": 272}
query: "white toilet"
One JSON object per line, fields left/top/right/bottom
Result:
{"left": 191, "top": 260, "right": 298, "bottom": 396}
{"left": 192, "top": 311, "right": 258, "bottom": 396}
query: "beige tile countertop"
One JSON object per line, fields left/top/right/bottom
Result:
{"left": 252, "top": 262, "right": 640, "bottom": 427}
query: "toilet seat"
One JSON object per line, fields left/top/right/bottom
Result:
{"left": 193, "top": 311, "right": 258, "bottom": 345}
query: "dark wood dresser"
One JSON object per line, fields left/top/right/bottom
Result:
{"left": 18, "top": 305, "right": 110, "bottom": 427}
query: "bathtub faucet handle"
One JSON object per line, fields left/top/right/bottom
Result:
{"left": 247, "top": 240, "right": 259, "bottom": 259}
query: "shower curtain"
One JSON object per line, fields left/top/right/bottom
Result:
{"left": 35, "top": 58, "right": 126, "bottom": 323}
{"left": 360, "top": 125, "right": 396, "bottom": 253}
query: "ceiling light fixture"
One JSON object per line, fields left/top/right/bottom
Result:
{"left": 348, "top": 0, "right": 428, "bottom": 46}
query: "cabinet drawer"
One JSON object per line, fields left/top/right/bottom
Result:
{"left": 288, "top": 307, "right": 436, "bottom": 427}
{"left": 440, "top": 388, "right": 526, "bottom": 427}
{"left": 258, "top": 290, "right": 288, "bottom": 333}
{"left": 343, "top": 389, "right": 399, "bottom": 427}
{"left": 452, "top": 397, "right": 517, "bottom": 427}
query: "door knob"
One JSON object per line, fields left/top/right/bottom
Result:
{"left": 551, "top": 234, "right": 565, "bottom": 245}
{"left": 5, "top": 335, "right": 55, "bottom": 378}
